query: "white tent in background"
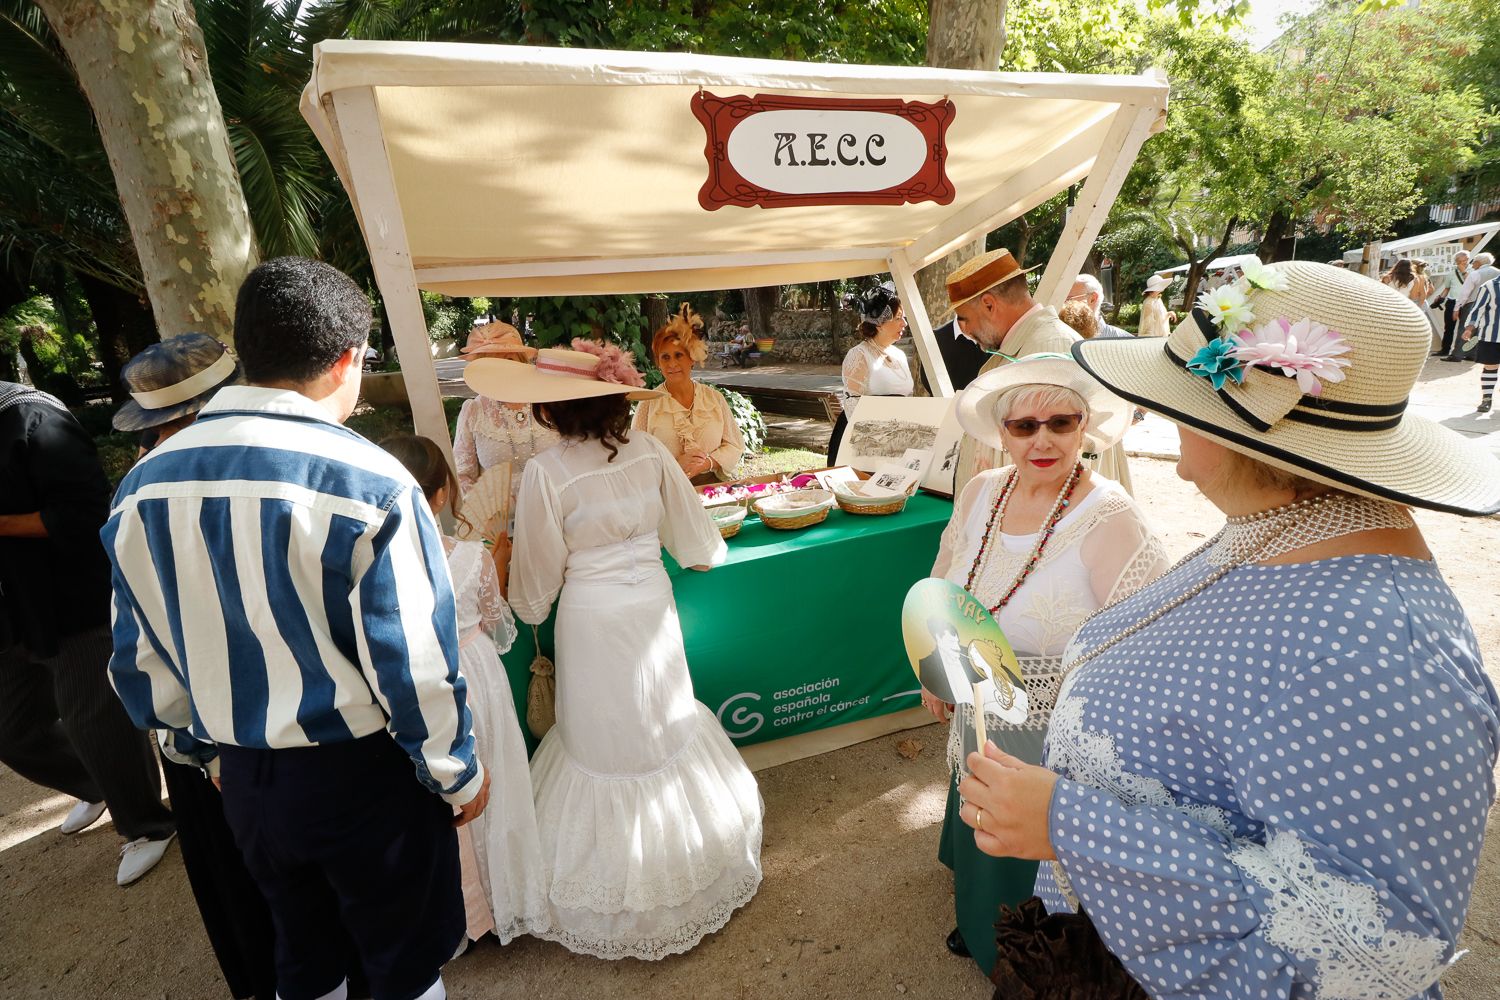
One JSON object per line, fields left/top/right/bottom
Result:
{"left": 299, "top": 42, "right": 1169, "bottom": 456}
{"left": 1155, "top": 252, "right": 1260, "bottom": 276}
{"left": 1341, "top": 222, "right": 1500, "bottom": 270}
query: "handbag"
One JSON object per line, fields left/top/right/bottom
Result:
{"left": 988, "top": 897, "right": 1150, "bottom": 1000}
{"left": 524, "top": 624, "right": 556, "bottom": 739}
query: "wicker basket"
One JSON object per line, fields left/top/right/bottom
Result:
{"left": 718, "top": 519, "right": 744, "bottom": 539}
{"left": 753, "top": 501, "right": 832, "bottom": 530}
{"left": 836, "top": 493, "right": 909, "bottom": 516}
{"left": 710, "top": 505, "right": 748, "bottom": 539}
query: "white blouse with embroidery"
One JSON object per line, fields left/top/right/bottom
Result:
{"left": 630, "top": 382, "right": 745, "bottom": 481}
{"left": 841, "top": 340, "right": 914, "bottom": 399}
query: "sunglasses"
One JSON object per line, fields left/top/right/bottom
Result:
{"left": 1003, "top": 413, "right": 1083, "bottom": 437}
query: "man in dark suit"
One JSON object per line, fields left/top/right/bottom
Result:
{"left": 923, "top": 318, "right": 989, "bottom": 393}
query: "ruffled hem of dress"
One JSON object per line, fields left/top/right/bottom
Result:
{"left": 531, "top": 867, "right": 762, "bottom": 961}
{"left": 531, "top": 701, "right": 765, "bottom": 924}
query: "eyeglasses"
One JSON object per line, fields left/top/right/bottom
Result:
{"left": 1002, "top": 413, "right": 1083, "bottom": 437}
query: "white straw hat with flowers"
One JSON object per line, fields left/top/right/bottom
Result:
{"left": 1073, "top": 259, "right": 1500, "bottom": 515}
{"left": 957, "top": 352, "right": 1132, "bottom": 457}
{"left": 464, "top": 340, "right": 663, "bottom": 403}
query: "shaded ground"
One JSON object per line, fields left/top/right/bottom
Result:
{"left": 2, "top": 456, "right": 1497, "bottom": 999}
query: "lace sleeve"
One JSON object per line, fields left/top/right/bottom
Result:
{"left": 454, "top": 400, "right": 481, "bottom": 492}
{"left": 1078, "top": 493, "right": 1170, "bottom": 606}
{"left": 474, "top": 548, "right": 517, "bottom": 654}
{"left": 841, "top": 345, "right": 871, "bottom": 397}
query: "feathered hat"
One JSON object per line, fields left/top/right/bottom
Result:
{"left": 651, "top": 302, "right": 708, "bottom": 365}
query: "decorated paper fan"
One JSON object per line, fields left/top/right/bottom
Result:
{"left": 456, "top": 462, "right": 513, "bottom": 540}
{"left": 902, "top": 578, "right": 1025, "bottom": 753}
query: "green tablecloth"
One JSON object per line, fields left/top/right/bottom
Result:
{"left": 500, "top": 493, "right": 952, "bottom": 751}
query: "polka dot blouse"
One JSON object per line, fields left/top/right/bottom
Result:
{"left": 1036, "top": 552, "right": 1500, "bottom": 999}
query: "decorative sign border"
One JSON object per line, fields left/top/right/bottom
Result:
{"left": 691, "top": 91, "right": 956, "bottom": 211}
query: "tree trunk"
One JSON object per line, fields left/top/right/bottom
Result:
{"left": 1181, "top": 218, "right": 1239, "bottom": 310}
{"left": 742, "top": 286, "right": 779, "bottom": 339}
{"left": 913, "top": 0, "right": 1008, "bottom": 385}
{"left": 1258, "top": 210, "right": 1296, "bottom": 263}
{"left": 643, "top": 297, "right": 669, "bottom": 342}
{"left": 825, "top": 281, "right": 842, "bottom": 355}
{"left": 36, "top": 0, "right": 259, "bottom": 346}
{"left": 78, "top": 272, "right": 158, "bottom": 403}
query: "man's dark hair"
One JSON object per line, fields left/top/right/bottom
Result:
{"left": 234, "top": 257, "right": 371, "bottom": 384}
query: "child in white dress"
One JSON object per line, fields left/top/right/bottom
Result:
{"left": 382, "top": 434, "right": 549, "bottom": 946}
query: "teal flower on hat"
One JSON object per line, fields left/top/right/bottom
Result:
{"left": 1186, "top": 336, "right": 1247, "bottom": 390}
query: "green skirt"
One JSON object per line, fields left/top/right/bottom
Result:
{"left": 937, "top": 727, "right": 1044, "bottom": 977}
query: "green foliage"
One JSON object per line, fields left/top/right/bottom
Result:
{"left": 712, "top": 385, "right": 767, "bottom": 457}
{"left": 420, "top": 292, "right": 483, "bottom": 344}
{"left": 1094, "top": 218, "right": 1180, "bottom": 309}
{"left": 512, "top": 295, "right": 652, "bottom": 369}
{"left": 0, "top": 294, "right": 98, "bottom": 398}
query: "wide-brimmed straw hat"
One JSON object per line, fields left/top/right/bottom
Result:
{"left": 464, "top": 345, "right": 663, "bottom": 404}
{"left": 1073, "top": 260, "right": 1500, "bottom": 515}
{"left": 957, "top": 352, "right": 1132, "bottom": 457}
{"left": 937, "top": 248, "right": 1040, "bottom": 322}
{"left": 112, "top": 333, "right": 239, "bottom": 432}
{"left": 1144, "top": 273, "right": 1174, "bottom": 294}
{"left": 460, "top": 320, "right": 535, "bottom": 359}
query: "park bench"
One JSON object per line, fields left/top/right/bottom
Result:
{"left": 714, "top": 382, "right": 842, "bottom": 423}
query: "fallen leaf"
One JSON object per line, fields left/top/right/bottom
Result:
{"left": 895, "top": 738, "right": 923, "bottom": 760}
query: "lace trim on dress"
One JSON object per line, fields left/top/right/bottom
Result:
{"left": 536, "top": 870, "right": 763, "bottom": 962}
{"left": 1228, "top": 832, "right": 1452, "bottom": 1000}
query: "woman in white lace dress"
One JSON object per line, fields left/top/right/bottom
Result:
{"left": 467, "top": 344, "right": 763, "bottom": 961}
{"left": 957, "top": 262, "right": 1500, "bottom": 998}
{"left": 921, "top": 354, "right": 1168, "bottom": 976}
{"left": 454, "top": 322, "right": 560, "bottom": 537}
{"left": 828, "top": 282, "right": 914, "bottom": 463}
{"left": 380, "top": 435, "right": 549, "bottom": 947}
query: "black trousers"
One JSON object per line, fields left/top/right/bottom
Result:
{"left": 1439, "top": 299, "right": 1459, "bottom": 355}
{"left": 0, "top": 626, "right": 174, "bottom": 841}
{"left": 218, "top": 733, "right": 464, "bottom": 1000}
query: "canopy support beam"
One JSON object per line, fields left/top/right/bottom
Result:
{"left": 1034, "top": 101, "right": 1162, "bottom": 308}
{"left": 888, "top": 247, "right": 952, "bottom": 398}
{"left": 416, "top": 246, "right": 894, "bottom": 286}
{"left": 330, "top": 87, "right": 454, "bottom": 461}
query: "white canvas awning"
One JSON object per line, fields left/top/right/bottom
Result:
{"left": 299, "top": 41, "right": 1168, "bottom": 451}
{"left": 1340, "top": 222, "right": 1500, "bottom": 264}
{"left": 1156, "top": 252, "right": 1260, "bottom": 276}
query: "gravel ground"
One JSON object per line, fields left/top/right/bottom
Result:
{"left": 1, "top": 457, "right": 1496, "bottom": 999}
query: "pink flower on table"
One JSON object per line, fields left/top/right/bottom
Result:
{"left": 1230, "top": 317, "right": 1351, "bottom": 396}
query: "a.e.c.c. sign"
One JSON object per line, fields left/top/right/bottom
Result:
{"left": 691, "top": 92, "right": 956, "bottom": 211}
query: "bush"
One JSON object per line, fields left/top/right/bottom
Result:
{"left": 713, "top": 385, "right": 766, "bottom": 456}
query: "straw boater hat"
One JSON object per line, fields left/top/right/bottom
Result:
{"left": 957, "top": 353, "right": 1132, "bottom": 457}
{"left": 1144, "top": 273, "right": 1174, "bottom": 294}
{"left": 112, "top": 333, "right": 239, "bottom": 432}
{"left": 937, "top": 248, "right": 1040, "bottom": 321}
{"left": 1073, "top": 259, "right": 1500, "bottom": 515}
{"left": 464, "top": 341, "right": 663, "bottom": 403}
{"left": 460, "top": 320, "right": 536, "bottom": 359}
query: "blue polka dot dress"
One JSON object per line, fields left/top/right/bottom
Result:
{"left": 1037, "top": 551, "right": 1500, "bottom": 999}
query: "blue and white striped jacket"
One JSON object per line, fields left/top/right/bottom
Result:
{"left": 103, "top": 386, "right": 483, "bottom": 804}
{"left": 1469, "top": 275, "right": 1500, "bottom": 344}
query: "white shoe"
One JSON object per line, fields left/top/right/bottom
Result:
{"left": 59, "top": 800, "right": 106, "bottom": 835}
{"left": 117, "top": 833, "right": 175, "bottom": 886}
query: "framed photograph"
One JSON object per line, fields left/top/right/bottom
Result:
{"left": 836, "top": 395, "right": 963, "bottom": 496}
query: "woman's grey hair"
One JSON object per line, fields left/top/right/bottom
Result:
{"left": 992, "top": 384, "right": 1090, "bottom": 426}
{"left": 1473, "top": 252, "right": 1495, "bottom": 267}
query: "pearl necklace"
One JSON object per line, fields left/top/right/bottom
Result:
{"left": 1061, "top": 491, "right": 1415, "bottom": 675}
{"left": 965, "top": 461, "right": 1085, "bottom": 614}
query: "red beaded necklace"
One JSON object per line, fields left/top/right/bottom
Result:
{"left": 964, "top": 461, "right": 1084, "bottom": 614}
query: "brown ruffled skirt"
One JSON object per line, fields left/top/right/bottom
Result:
{"left": 989, "top": 897, "right": 1149, "bottom": 1000}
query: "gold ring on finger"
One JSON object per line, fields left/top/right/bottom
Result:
{"left": 975, "top": 807, "right": 985, "bottom": 832}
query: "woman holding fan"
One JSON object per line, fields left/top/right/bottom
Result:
{"left": 921, "top": 354, "right": 1167, "bottom": 977}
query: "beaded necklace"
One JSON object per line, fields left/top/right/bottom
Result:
{"left": 964, "top": 461, "right": 1084, "bottom": 614}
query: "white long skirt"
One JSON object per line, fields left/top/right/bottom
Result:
{"left": 460, "top": 632, "right": 550, "bottom": 943}
{"left": 530, "top": 570, "right": 763, "bottom": 960}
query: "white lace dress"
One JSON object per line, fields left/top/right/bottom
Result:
{"left": 508, "top": 432, "right": 763, "bottom": 960}
{"left": 930, "top": 470, "right": 1169, "bottom": 769}
{"left": 454, "top": 397, "right": 561, "bottom": 537}
{"left": 444, "top": 538, "right": 550, "bottom": 944}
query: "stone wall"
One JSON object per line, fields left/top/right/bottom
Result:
{"left": 705, "top": 307, "right": 858, "bottom": 364}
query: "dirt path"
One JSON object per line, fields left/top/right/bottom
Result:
{"left": 2, "top": 457, "right": 1497, "bottom": 999}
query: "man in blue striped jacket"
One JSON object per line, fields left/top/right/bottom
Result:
{"left": 1463, "top": 272, "right": 1500, "bottom": 413}
{"left": 104, "top": 257, "right": 489, "bottom": 1000}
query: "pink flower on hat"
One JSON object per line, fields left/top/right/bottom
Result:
{"left": 569, "top": 338, "right": 646, "bottom": 388}
{"left": 1230, "top": 317, "right": 1351, "bottom": 396}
